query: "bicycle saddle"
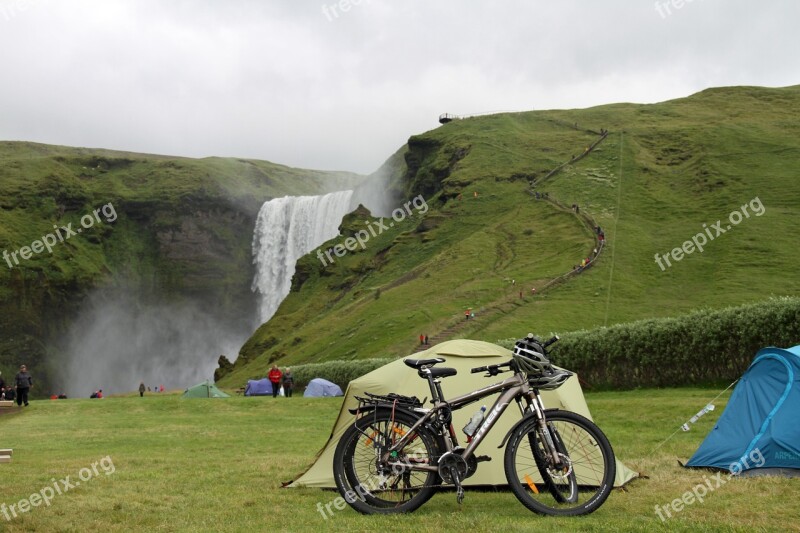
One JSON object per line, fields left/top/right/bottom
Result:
{"left": 403, "top": 357, "right": 445, "bottom": 369}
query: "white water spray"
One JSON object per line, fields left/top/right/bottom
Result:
{"left": 251, "top": 190, "right": 354, "bottom": 323}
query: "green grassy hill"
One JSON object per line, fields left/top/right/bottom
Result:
{"left": 223, "top": 85, "right": 800, "bottom": 386}
{"left": 0, "top": 142, "right": 361, "bottom": 389}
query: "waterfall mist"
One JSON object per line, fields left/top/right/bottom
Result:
{"left": 351, "top": 161, "right": 403, "bottom": 218}
{"left": 56, "top": 172, "right": 396, "bottom": 395}
{"left": 58, "top": 289, "right": 254, "bottom": 397}
{"left": 251, "top": 190, "right": 354, "bottom": 323}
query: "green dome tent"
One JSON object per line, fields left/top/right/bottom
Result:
{"left": 288, "top": 339, "right": 638, "bottom": 488}
{"left": 182, "top": 380, "right": 230, "bottom": 398}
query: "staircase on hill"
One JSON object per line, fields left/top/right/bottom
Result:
{"left": 407, "top": 128, "right": 610, "bottom": 353}
{"left": 413, "top": 321, "right": 474, "bottom": 353}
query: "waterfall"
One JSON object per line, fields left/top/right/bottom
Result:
{"left": 252, "top": 190, "right": 354, "bottom": 323}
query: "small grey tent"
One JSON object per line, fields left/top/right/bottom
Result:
{"left": 304, "top": 378, "right": 344, "bottom": 397}
{"left": 289, "top": 340, "right": 637, "bottom": 488}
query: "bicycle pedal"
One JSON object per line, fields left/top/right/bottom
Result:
{"left": 475, "top": 455, "right": 492, "bottom": 463}
{"left": 456, "top": 486, "right": 465, "bottom": 505}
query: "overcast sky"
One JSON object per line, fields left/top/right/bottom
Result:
{"left": 1, "top": 0, "right": 797, "bottom": 174}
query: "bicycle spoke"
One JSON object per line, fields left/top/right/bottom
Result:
{"left": 504, "top": 411, "right": 615, "bottom": 516}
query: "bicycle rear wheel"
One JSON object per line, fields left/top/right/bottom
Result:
{"left": 504, "top": 409, "right": 615, "bottom": 516}
{"left": 333, "top": 409, "right": 441, "bottom": 514}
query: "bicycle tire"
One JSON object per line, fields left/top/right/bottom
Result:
{"left": 528, "top": 420, "right": 578, "bottom": 503}
{"left": 333, "top": 409, "right": 442, "bottom": 514}
{"left": 504, "top": 409, "right": 615, "bottom": 516}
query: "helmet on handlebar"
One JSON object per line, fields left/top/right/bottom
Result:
{"left": 527, "top": 367, "right": 573, "bottom": 390}
{"left": 511, "top": 335, "right": 573, "bottom": 390}
{"left": 512, "top": 335, "right": 550, "bottom": 374}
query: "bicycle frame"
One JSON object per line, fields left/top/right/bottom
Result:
{"left": 382, "top": 369, "right": 550, "bottom": 472}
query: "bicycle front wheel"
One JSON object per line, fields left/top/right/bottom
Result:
{"left": 333, "top": 409, "right": 441, "bottom": 514}
{"left": 504, "top": 409, "right": 616, "bottom": 516}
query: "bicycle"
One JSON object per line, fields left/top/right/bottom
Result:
{"left": 333, "top": 334, "right": 616, "bottom": 516}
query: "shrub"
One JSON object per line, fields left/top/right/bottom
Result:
{"left": 284, "top": 358, "right": 395, "bottom": 389}
{"left": 498, "top": 297, "right": 800, "bottom": 389}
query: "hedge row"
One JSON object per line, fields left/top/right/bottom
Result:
{"left": 284, "top": 358, "right": 395, "bottom": 390}
{"left": 258, "top": 299, "right": 800, "bottom": 392}
{"left": 498, "top": 297, "right": 800, "bottom": 389}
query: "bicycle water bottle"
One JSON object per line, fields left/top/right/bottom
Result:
{"left": 463, "top": 405, "right": 486, "bottom": 437}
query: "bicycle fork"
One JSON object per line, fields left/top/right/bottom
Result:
{"left": 528, "top": 391, "right": 562, "bottom": 467}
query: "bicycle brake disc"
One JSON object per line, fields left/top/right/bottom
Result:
{"left": 545, "top": 452, "right": 574, "bottom": 481}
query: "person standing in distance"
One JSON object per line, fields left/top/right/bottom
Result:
{"left": 282, "top": 368, "right": 294, "bottom": 398}
{"left": 15, "top": 364, "right": 32, "bottom": 407}
{"left": 268, "top": 365, "right": 282, "bottom": 398}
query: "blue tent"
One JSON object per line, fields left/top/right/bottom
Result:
{"left": 304, "top": 378, "right": 343, "bottom": 398}
{"left": 686, "top": 346, "right": 800, "bottom": 475}
{"left": 245, "top": 379, "right": 273, "bottom": 396}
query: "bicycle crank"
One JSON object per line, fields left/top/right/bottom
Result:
{"left": 438, "top": 452, "right": 469, "bottom": 504}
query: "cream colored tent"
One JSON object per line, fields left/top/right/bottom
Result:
{"left": 290, "top": 340, "right": 638, "bottom": 488}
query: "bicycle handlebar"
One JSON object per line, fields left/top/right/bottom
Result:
{"left": 470, "top": 336, "right": 560, "bottom": 375}
{"left": 471, "top": 361, "right": 512, "bottom": 375}
{"left": 543, "top": 335, "right": 560, "bottom": 348}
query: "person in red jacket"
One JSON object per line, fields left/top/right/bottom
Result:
{"left": 268, "top": 365, "right": 282, "bottom": 398}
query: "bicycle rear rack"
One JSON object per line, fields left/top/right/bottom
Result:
{"left": 354, "top": 391, "right": 425, "bottom": 409}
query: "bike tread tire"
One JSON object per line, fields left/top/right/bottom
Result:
{"left": 333, "top": 409, "right": 441, "bottom": 515}
{"left": 504, "top": 409, "right": 616, "bottom": 516}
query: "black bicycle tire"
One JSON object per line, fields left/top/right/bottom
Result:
{"left": 333, "top": 409, "right": 441, "bottom": 514}
{"left": 528, "top": 423, "right": 579, "bottom": 503}
{"left": 504, "top": 410, "right": 615, "bottom": 516}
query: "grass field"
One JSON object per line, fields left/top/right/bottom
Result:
{"left": 2, "top": 388, "right": 796, "bottom": 532}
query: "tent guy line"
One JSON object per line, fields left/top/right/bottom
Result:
{"left": 648, "top": 378, "right": 739, "bottom": 457}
